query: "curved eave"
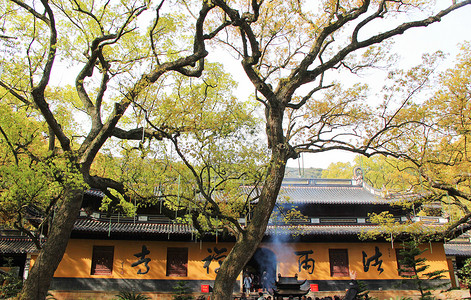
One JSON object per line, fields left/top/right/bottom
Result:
{"left": 265, "top": 224, "right": 377, "bottom": 236}
{"left": 84, "top": 189, "right": 106, "bottom": 198}
{"left": 74, "top": 218, "right": 194, "bottom": 235}
{"left": 444, "top": 243, "right": 471, "bottom": 257}
{"left": 72, "top": 217, "right": 379, "bottom": 238}
{"left": 278, "top": 186, "right": 385, "bottom": 205}
{"left": 0, "top": 238, "right": 39, "bottom": 254}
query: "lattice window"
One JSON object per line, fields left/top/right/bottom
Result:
{"left": 91, "top": 246, "right": 114, "bottom": 275}
{"left": 166, "top": 247, "right": 188, "bottom": 277}
{"left": 329, "top": 249, "right": 349, "bottom": 277}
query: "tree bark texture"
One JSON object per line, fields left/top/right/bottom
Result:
{"left": 18, "top": 188, "right": 84, "bottom": 300}
{"left": 212, "top": 102, "right": 289, "bottom": 299}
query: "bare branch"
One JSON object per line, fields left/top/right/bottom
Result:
{"left": 0, "top": 81, "right": 31, "bottom": 105}
{"left": 10, "top": 0, "right": 50, "bottom": 26}
{"left": 78, "top": 2, "right": 215, "bottom": 172}
{"left": 285, "top": 1, "right": 471, "bottom": 100}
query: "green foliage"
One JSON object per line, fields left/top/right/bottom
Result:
{"left": 115, "top": 290, "right": 150, "bottom": 300}
{"left": 172, "top": 281, "right": 193, "bottom": 300}
{"left": 361, "top": 212, "right": 446, "bottom": 243}
{"left": 0, "top": 258, "right": 23, "bottom": 298}
{"left": 0, "top": 103, "right": 87, "bottom": 232}
{"left": 322, "top": 161, "right": 354, "bottom": 179}
{"left": 86, "top": 61, "right": 265, "bottom": 228}
{"left": 321, "top": 156, "right": 418, "bottom": 192}
{"left": 356, "top": 280, "right": 377, "bottom": 300}
{"left": 456, "top": 258, "right": 471, "bottom": 290}
{"left": 2, "top": 0, "right": 470, "bottom": 298}
{"left": 353, "top": 44, "right": 471, "bottom": 243}
{"left": 285, "top": 167, "right": 323, "bottom": 178}
{"left": 397, "top": 240, "right": 448, "bottom": 300}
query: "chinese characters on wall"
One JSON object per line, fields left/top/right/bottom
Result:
{"left": 292, "top": 246, "right": 385, "bottom": 276}
{"left": 132, "top": 245, "right": 151, "bottom": 274}
{"left": 202, "top": 247, "right": 228, "bottom": 274}
{"left": 126, "top": 244, "right": 385, "bottom": 276}
{"left": 295, "top": 250, "right": 316, "bottom": 274}
{"left": 362, "top": 246, "right": 384, "bottom": 274}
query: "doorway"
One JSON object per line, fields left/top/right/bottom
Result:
{"left": 244, "top": 247, "right": 277, "bottom": 292}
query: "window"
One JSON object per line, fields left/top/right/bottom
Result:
{"left": 329, "top": 249, "right": 349, "bottom": 277}
{"left": 396, "top": 248, "right": 416, "bottom": 277}
{"left": 91, "top": 246, "right": 114, "bottom": 275}
{"left": 166, "top": 247, "right": 188, "bottom": 277}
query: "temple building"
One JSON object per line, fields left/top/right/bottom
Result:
{"left": 0, "top": 171, "right": 464, "bottom": 299}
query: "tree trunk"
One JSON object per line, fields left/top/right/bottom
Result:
{"left": 212, "top": 102, "right": 288, "bottom": 299}
{"left": 212, "top": 156, "right": 287, "bottom": 299}
{"left": 18, "top": 188, "right": 84, "bottom": 300}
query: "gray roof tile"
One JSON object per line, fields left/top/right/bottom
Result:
{"left": 277, "top": 186, "right": 384, "bottom": 204}
{"left": 266, "top": 224, "right": 376, "bottom": 235}
{"left": 444, "top": 243, "right": 471, "bottom": 257}
{"left": 0, "top": 238, "right": 39, "bottom": 254}
{"left": 71, "top": 217, "right": 376, "bottom": 237}
{"left": 84, "top": 189, "right": 105, "bottom": 197}
{"left": 74, "top": 218, "right": 194, "bottom": 234}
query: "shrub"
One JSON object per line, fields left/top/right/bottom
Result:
{"left": 172, "top": 281, "right": 193, "bottom": 300}
{"left": 115, "top": 290, "right": 150, "bottom": 300}
{"left": 0, "top": 258, "right": 23, "bottom": 298}
{"left": 457, "top": 257, "right": 471, "bottom": 294}
{"left": 397, "top": 240, "right": 448, "bottom": 300}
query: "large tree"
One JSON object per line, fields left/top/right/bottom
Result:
{"left": 322, "top": 156, "right": 415, "bottom": 191}
{"left": 2, "top": 1, "right": 471, "bottom": 300}
{"left": 368, "top": 42, "right": 471, "bottom": 242}
{"left": 415, "top": 43, "right": 471, "bottom": 240}
{"left": 202, "top": 1, "right": 471, "bottom": 299}
{"left": 321, "top": 42, "right": 471, "bottom": 246}
{"left": 0, "top": 0, "right": 228, "bottom": 298}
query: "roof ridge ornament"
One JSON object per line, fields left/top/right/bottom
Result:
{"left": 353, "top": 167, "right": 363, "bottom": 185}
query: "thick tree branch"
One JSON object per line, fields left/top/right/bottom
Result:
{"left": 10, "top": 0, "right": 50, "bottom": 26}
{"left": 0, "top": 81, "right": 31, "bottom": 106}
{"left": 111, "top": 127, "right": 168, "bottom": 141}
{"left": 78, "top": 2, "right": 214, "bottom": 172}
{"left": 287, "top": 0, "right": 370, "bottom": 88}
{"left": 149, "top": 0, "right": 166, "bottom": 60}
{"left": 284, "top": 1, "right": 471, "bottom": 101}
{"left": 75, "top": 34, "right": 116, "bottom": 117}
{"left": 212, "top": 0, "right": 274, "bottom": 101}
{"left": 28, "top": 0, "right": 71, "bottom": 152}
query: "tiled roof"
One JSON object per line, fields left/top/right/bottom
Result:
{"left": 277, "top": 185, "right": 384, "bottom": 204}
{"left": 265, "top": 224, "right": 376, "bottom": 236}
{"left": 84, "top": 189, "right": 105, "bottom": 198}
{"left": 1, "top": 179, "right": 412, "bottom": 250}
{"left": 0, "top": 222, "right": 375, "bottom": 254}
{"left": 242, "top": 178, "right": 405, "bottom": 205}
{"left": 74, "top": 218, "right": 194, "bottom": 234}
{"left": 444, "top": 243, "right": 471, "bottom": 257}
{"left": 72, "top": 217, "right": 376, "bottom": 237}
{"left": 86, "top": 180, "right": 393, "bottom": 206}
{"left": 0, "top": 237, "right": 39, "bottom": 254}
